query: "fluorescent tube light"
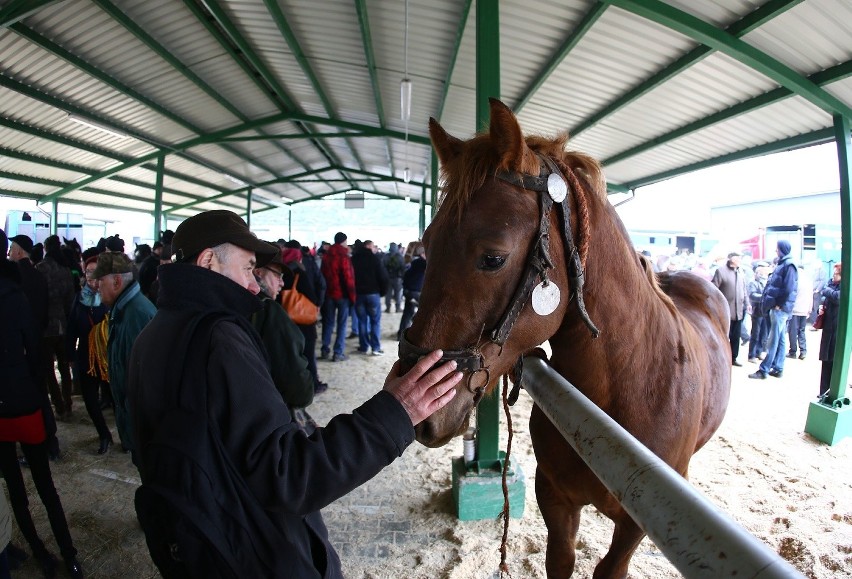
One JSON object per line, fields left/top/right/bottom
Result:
{"left": 400, "top": 78, "right": 412, "bottom": 121}
{"left": 67, "top": 114, "right": 128, "bottom": 139}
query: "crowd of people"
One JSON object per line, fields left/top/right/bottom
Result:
{"left": 0, "top": 213, "right": 451, "bottom": 578}
{"left": 647, "top": 242, "right": 842, "bottom": 399}
{"left": 1, "top": 215, "right": 845, "bottom": 578}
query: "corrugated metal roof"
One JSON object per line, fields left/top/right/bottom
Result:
{"left": 1, "top": 0, "right": 850, "bottom": 223}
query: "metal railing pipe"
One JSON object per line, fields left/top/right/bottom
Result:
{"left": 522, "top": 357, "right": 803, "bottom": 578}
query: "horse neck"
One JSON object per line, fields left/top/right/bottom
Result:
{"left": 551, "top": 194, "right": 673, "bottom": 379}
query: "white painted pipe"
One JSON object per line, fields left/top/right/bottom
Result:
{"left": 523, "top": 357, "right": 803, "bottom": 578}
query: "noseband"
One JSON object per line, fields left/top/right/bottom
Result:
{"left": 398, "top": 154, "right": 599, "bottom": 401}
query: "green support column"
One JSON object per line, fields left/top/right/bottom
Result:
{"left": 50, "top": 201, "right": 57, "bottom": 235}
{"left": 805, "top": 114, "right": 852, "bottom": 445}
{"left": 153, "top": 153, "right": 165, "bottom": 241}
{"left": 246, "top": 187, "right": 253, "bottom": 228}
{"left": 419, "top": 181, "right": 426, "bottom": 236}
{"left": 452, "top": 0, "right": 525, "bottom": 522}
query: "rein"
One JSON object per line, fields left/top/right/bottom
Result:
{"left": 397, "top": 153, "right": 599, "bottom": 401}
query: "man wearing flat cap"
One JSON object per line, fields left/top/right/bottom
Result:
{"left": 91, "top": 251, "right": 155, "bottom": 457}
{"left": 127, "top": 209, "right": 462, "bottom": 578}
{"left": 711, "top": 251, "right": 747, "bottom": 366}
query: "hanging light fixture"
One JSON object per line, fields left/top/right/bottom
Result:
{"left": 400, "top": 0, "right": 412, "bottom": 122}
{"left": 400, "top": 78, "right": 412, "bottom": 122}
{"left": 401, "top": 0, "right": 412, "bottom": 187}
{"left": 68, "top": 114, "right": 128, "bottom": 139}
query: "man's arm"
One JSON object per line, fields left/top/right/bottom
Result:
{"left": 208, "top": 326, "right": 461, "bottom": 514}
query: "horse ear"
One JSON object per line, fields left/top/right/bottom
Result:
{"left": 488, "top": 98, "right": 531, "bottom": 169}
{"left": 429, "top": 117, "right": 463, "bottom": 165}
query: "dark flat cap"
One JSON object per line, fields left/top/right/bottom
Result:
{"left": 91, "top": 252, "right": 134, "bottom": 279}
{"left": 9, "top": 234, "right": 34, "bottom": 254}
{"left": 171, "top": 210, "right": 278, "bottom": 267}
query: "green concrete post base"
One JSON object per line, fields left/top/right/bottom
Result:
{"left": 805, "top": 401, "right": 852, "bottom": 445}
{"left": 451, "top": 455, "right": 525, "bottom": 521}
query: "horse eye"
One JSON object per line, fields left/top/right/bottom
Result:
{"left": 478, "top": 254, "right": 506, "bottom": 271}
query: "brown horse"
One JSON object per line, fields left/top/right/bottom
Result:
{"left": 400, "top": 99, "right": 731, "bottom": 578}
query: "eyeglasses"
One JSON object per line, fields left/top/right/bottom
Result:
{"left": 263, "top": 267, "right": 286, "bottom": 281}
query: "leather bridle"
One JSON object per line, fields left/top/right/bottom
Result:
{"left": 398, "top": 153, "right": 599, "bottom": 403}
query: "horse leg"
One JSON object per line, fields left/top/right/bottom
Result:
{"left": 592, "top": 515, "right": 645, "bottom": 579}
{"left": 536, "top": 467, "right": 582, "bottom": 578}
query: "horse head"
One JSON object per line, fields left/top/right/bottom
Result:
{"left": 403, "top": 99, "right": 606, "bottom": 447}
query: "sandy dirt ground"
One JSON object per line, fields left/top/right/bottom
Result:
{"left": 6, "top": 311, "right": 852, "bottom": 578}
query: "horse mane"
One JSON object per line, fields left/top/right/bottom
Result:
{"left": 436, "top": 132, "right": 607, "bottom": 224}
{"left": 636, "top": 251, "right": 678, "bottom": 315}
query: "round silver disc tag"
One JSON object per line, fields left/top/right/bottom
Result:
{"left": 547, "top": 173, "right": 567, "bottom": 203}
{"left": 531, "top": 281, "right": 560, "bottom": 316}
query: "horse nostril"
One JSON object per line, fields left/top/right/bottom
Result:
{"left": 414, "top": 421, "right": 433, "bottom": 442}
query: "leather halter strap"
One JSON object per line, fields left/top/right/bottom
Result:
{"left": 495, "top": 154, "right": 598, "bottom": 340}
{"left": 490, "top": 172, "right": 555, "bottom": 345}
{"left": 398, "top": 330, "right": 484, "bottom": 374}
{"left": 397, "top": 154, "right": 598, "bottom": 399}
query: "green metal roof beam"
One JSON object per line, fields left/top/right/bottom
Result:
{"left": 354, "top": 0, "right": 398, "bottom": 195}
{"left": 0, "top": 192, "right": 165, "bottom": 216}
{"left": 436, "top": 0, "right": 473, "bottom": 121}
{"left": 14, "top": 21, "right": 293, "bottom": 186}
{"left": 265, "top": 0, "right": 370, "bottom": 175}
{"left": 169, "top": 167, "right": 333, "bottom": 212}
{"left": 572, "top": 0, "right": 803, "bottom": 136}
{"left": 95, "top": 0, "right": 315, "bottom": 198}
{"left": 0, "top": 64, "right": 289, "bottom": 203}
{"left": 622, "top": 128, "right": 835, "bottom": 190}
{"left": 0, "top": 146, "right": 96, "bottom": 174}
{"left": 0, "top": 146, "right": 273, "bottom": 209}
{"left": 283, "top": 112, "right": 431, "bottom": 145}
{"left": 605, "top": 181, "right": 630, "bottom": 194}
{"left": 612, "top": 0, "right": 852, "bottom": 119}
{"left": 333, "top": 167, "right": 428, "bottom": 189}
{"left": 39, "top": 113, "right": 409, "bottom": 201}
{"left": 13, "top": 24, "right": 206, "bottom": 137}
{"left": 0, "top": 171, "right": 66, "bottom": 188}
{"left": 264, "top": 0, "right": 334, "bottom": 119}
{"left": 0, "top": 0, "right": 59, "bottom": 28}
{"left": 194, "top": 0, "right": 361, "bottom": 191}
{"left": 513, "top": 1, "right": 608, "bottom": 114}
{"left": 181, "top": 112, "right": 431, "bottom": 147}
{"left": 0, "top": 191, "right": 40, "bottom": 201}
{"left": 287, "top": 188, "right": 399, "bottom": 205}
{"left": 287, "top": 177, "right": 398, "bottom": 183}
{"left": 219, "top": 132, "right": 368, "bottom": 142}
{"left": 0, "top": 116, "right": 238, "bottom": 199}
{"left": 603, "top": 59, "right": 852, "bottom": 167}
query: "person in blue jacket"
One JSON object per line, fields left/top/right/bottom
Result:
{"left": 91, "top": 252, "right": 156, "bottom": 458}
{"left": 749, "top": 240, "right": 798, "bottom": 380}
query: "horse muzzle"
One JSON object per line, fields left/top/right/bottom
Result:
{"left": 397, "top": 329, "right": 490, "bottom": 397}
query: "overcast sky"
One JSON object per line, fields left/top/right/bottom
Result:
{"left": 614, "top": 142, "right": 842, "bottom": 232}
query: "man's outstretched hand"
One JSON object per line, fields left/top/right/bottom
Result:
{"left": 384, "top": 350, "right": 463, "bottom": 426}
